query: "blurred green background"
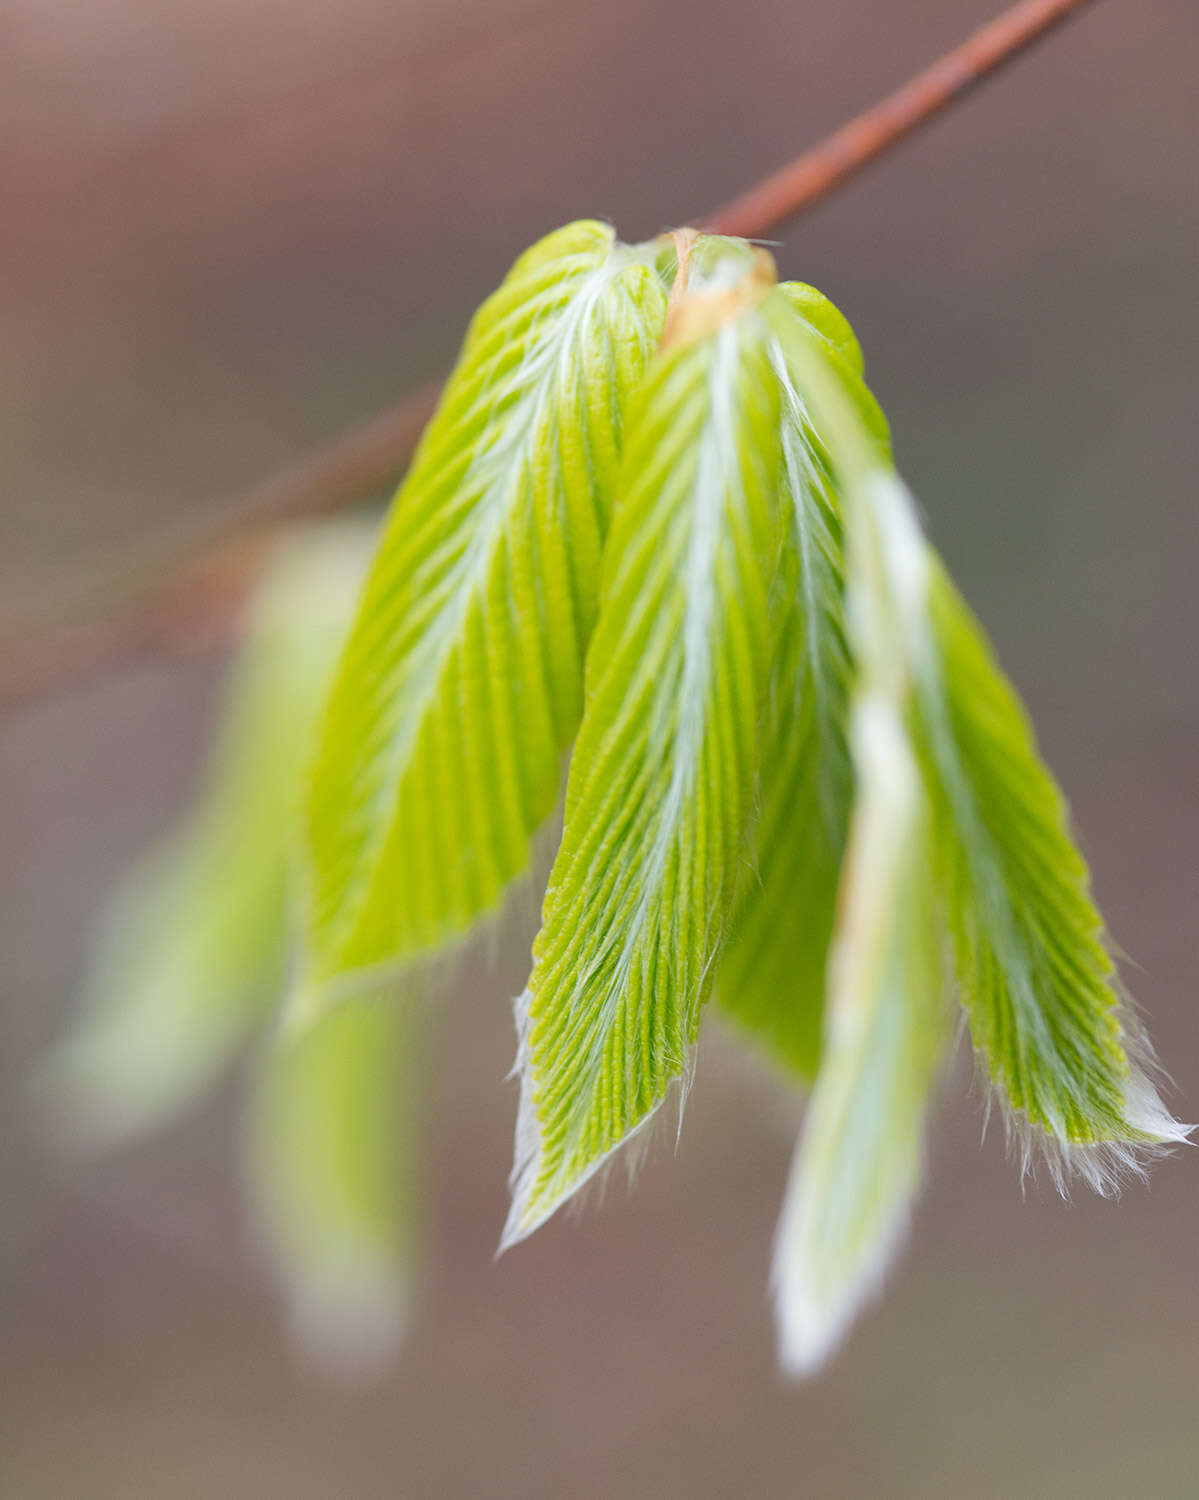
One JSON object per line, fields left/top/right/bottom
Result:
{"left": 1, "top": 1, "right": 1196, "bottom": 1494}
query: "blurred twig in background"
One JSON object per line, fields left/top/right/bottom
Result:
{"left": 0, "top": 0, "right": 1097, "bottom": 714}
{"left": 0, "top": 386, "right": 441, "bottom": 705}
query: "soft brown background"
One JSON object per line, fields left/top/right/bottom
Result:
{"left": 2, "top": 1, "right": 1197, "bottom": 1495}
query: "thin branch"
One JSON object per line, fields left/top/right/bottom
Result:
{"left": 0, "top": 0, "right": 1099, "bottom": 713}
{"left": 705, "top": 0, "right": 1098, "bottom": 239}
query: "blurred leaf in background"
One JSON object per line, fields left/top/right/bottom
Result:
{"left": 247, "top": 988, "right": 419, "bottom": 1377}
{"left": 39, "top": 520, "right": 376, "bottom": 1146}
{"left": 37, "top": 516, "right": 422, "bottom": 1371}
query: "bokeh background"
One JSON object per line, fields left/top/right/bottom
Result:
{"left": 2, "top": 0, "right": 1197, "bottom": 1494}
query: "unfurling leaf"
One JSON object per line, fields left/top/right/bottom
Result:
{"left": 773, "top": 696, "right": 944, "bottom": 1375}
{"left": 504, "top": 251, "right": 785, "bottom": 1243}
{"left": 914, "top": 560, "right": 1188, "bottom": 1188}
{"left": 247, "top": 991, "right": 418, "bottom": 1376}
{"left": 303, "top": 221, "right": 669, "bottom": 991}
{"left": 717, "top": 283, "right": 881, "bottom": 1080}
{"left": 38, "top": 523, "right": 373, "bottom": 1148}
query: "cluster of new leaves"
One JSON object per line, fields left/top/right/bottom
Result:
{"left": 302, "top": 221, "right": 1185, "bottom": 1369}
{"left": 50, "top": 220, "right": 1186, "bottom": 1378}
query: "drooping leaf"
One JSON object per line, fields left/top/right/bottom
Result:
{"left": 717, "top": 284, "right": 881, "bottom": 1080}
{"left": 914, "top": 560, "right": 1188, "bottom": 1187}
{"left": 504, "top": 253, "right": 785, "bottom": 1244}
{"left": 39, "top": 522, "right": 374, "bottom": 1148}
{"left": 304, "top": 221, "right": 669, "bottom": 990}
{"left": 246, "top": 989, "right": 418, "bottom": 1376}
{"left": 766, "top": 286, "right": 1186, "bottom": 1191}
{"left": 773, "top": 695, "right": 944, "bottom": 1375}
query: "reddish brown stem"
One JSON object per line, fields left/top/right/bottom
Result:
{"left": 705, "top": 0, "right": 1097, "bottom": 239}
{"left": 0, "top": 0, "right": 1101, "bottom": 713}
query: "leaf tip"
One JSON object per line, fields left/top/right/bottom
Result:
{"left": 284, "top": 1256, "right": 410, "bottom": 1382}
{"left": 500, "top": 987, "right": 677, "bottom": 1252}
{"left": 995, "top": 1017, "right": 1192, "bottom": 1200}
{"left": 771, "top": 1170, "right": 913, "bottom": 1380}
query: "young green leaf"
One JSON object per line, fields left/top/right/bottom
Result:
{"left": 304, "top": 221, "right": 669, "bottom": 991}
{"left": 38, "top": 522, "right": 373, "bottom": 1148}
{"left": 247, "top": 989, "right": 418, "bottom": 1377}
{"left": 774, "top": 695, "right": 944, "bottom": 1375}
{"left": 914, "top": 560, "right": 1188, "bottom": 1188}
{"left": 767, "top": 286, "right": 1186, "bottom": 1190}
{"left": 717, "top": 283, "right": 881, "bottom": 1080}
{"left": 504, "top": 257, "right": 785, "bottom": 1244}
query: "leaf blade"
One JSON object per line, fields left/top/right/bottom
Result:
{"left": 915, "top": 560, "right": 1188, "bottom": 1184}
{"left": 304, "top": 222, "right": 668, "bottom": 986}
{"left": 504, "top": 287, "right": 785, "bottom": 1243}
{"left": 717, "top": 289, "right": 866, "bottom": 1079}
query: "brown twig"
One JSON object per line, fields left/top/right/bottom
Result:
{"left": 705, "top": 0, "right": 1098, "bottom": 239}
{"left": 0, "top": 0, "right": 1099, "bottom": 714}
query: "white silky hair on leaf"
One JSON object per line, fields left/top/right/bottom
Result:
{"left": 994, "top": 996, "right": 1191, "bottom": 1199}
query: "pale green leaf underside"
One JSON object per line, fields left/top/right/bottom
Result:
{"left": 915, "top": 560, "right": 1185, "bottom": 1179}
{"left": 505, "top": 298, "right": 785, "bottom": 1243}
{"left": 774, "top": 696, "right": 944, "bottom": 1375}
{"left": 763, "top": 298, "right": 947, "bottom": 1375}
{"left": 40, "top": 523, "right": 373, "bottom": 1148}
{"left": 304, "top": 220, "right": 668, "bottom": 987}
{"left": 247, "top": 990, "right": 419, "bottom": 1375}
